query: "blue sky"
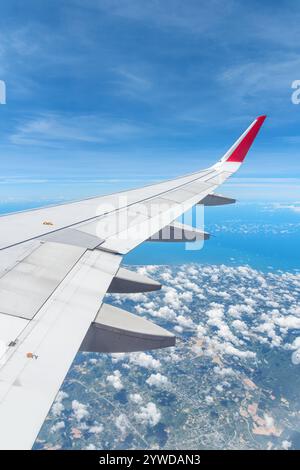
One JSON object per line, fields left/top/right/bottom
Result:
{"left": 0, "top": 0, "right": 300, "bottom": 202}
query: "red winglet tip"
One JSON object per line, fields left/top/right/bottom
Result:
{"left": 226, "top": 115, "right": 266, "bottom": 163}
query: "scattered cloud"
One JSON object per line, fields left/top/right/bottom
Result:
{"left": 9, "top": 113, "right": 144, "bottom": 148}
{"left": 129, "top": 393, "right": 143, "bottom": 404}
{"left": 282, "top": 440, "right": 292, "bottom": 450}
{"left": 146, "top": 373, "right": 169, "bottom": 388}
{"left": 134, "top": 402, "right": 161, "bottom": 427}
{"left": 115, "top": 414, "right": 129, "bottom": 439}
{"left": 42, "top": 261, "right": 300, "bottom": 450}
{"left": 89, "top": 424, "right": 103, "bottom": 434}
{"left": 272, "top": 202, "right": 300, "bottom": 213}
{"left": 85, "top": 443, "right": 96, "bottom": 450}
{"left": 129, "top": 352, "right": 161, "bottom": 369}
{"left": 106, "top": 370, "right": 124, "bottom": 390}
{"left": 52, "top": 391, "right": 68, "bottom": 417}
{"left": 111, "top": 263, "right": 300, "bottom": 365}
{"left": 71, "top": 400, "right": 89, "bottom": 422}
{"left": 50, "top": 421, "right": 65, "bottom": 434}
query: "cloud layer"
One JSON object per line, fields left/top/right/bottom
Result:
{"left": 37, "top": 261, "right": 300, "bottom": 450}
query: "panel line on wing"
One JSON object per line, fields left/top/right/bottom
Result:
{"left": 0, "top": 242, "right": 87, "bottom": 320}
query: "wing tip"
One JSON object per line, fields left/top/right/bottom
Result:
{"left": 257, "top": 114, "right": 267, "bottom": 123}
{"left": 226, "top": 114, "right": 267, "bottom": 163}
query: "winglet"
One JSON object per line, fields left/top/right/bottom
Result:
{"left": 222, "top": 115, "right": 266, "bottom": 163}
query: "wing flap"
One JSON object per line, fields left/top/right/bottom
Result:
{"left": 108, "top": 267, "right": 161, "bottom": 293}
{"left": 80, "top": 303, "right": 175, "bottom": 353}
{"left": 199, "top": 193, "right": 236, "bottom": 206}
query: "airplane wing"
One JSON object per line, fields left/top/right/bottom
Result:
{"left": 0, "top": 115, "right": 266, "bottom": 449}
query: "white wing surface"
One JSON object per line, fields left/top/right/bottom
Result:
{"left": 0, "top": 115, "right": 266, "bottom": 448}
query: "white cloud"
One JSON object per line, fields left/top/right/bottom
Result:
{"left": 122, "top": 264, "right": 300, "bottom": 364}
{"left": 50, "top": 421, "right": 65, "bottom": 433}
{"left": 52, "top": 391, "right": 68, "bottom": 417}
{"left": 290, "top": 337, "right": 300, "bottom": 350}
{"left": 43, "top": 261, "right": 300, "bottom": 448}
{"left": 111, "top": 353, "right": 126, "bottom": 363}
{"left": 129, "top": 393, "right": 143, "bottom": 404}
{"left": 289, "top": 305, "right": 300, "bottom": 316}
{"left": 129, "top": 352, "right": 161, "bottom": 369}
{"left": 264, "top": 413, "right": 275, "bottom": 429}
{"left": 213, "top": 366, "right": 235, "bottom": 377}
{"left": 205, "top": 396, "right": 214, "bottom": 404}
{"left": 180, "top": 291, "right": 193, "bottom": 302}
{"left": 146, "top": 373, "right": 169, "bottom": 388}
{"left": 231, "top": 319, "right": 248, "bottom": 333}
{"left": 168, "top": 350, "right": 180, "bottom": 362}
{"left": 10, "top": 113, "right": 144, "bottom": 147}
{"left": 196, "top": 325, "right": 207, "bottom": 338}
{"left": 272, "top": 202, "right": 300, "bottom": 214}
{"left": 206, "top": 304, "right": 224, "bottom": 320}
{"left": 155, "top": 305, "right": 176, "bottom": 320}
{"left": 228, "top": 304, "right": 254, "bottom": 318}
{"left": 72, "top": 400, "right": 89, "bottom": 422}
{"left": 174, "top": 325, "right": 183, "bottom": 333}
{"left": 106, "top": 370, "right": 123, "bottom": 390}
{"left": 176, "top": 314, "right": 195, "bottom": 330}
{"left": 116, "top": 292, "right": 148, "bottom": 303}
{"left": 134, "top": 402, "right": 161, "bottom": 427}
{"left": 221, "top": 343, "right": 256, "bottom": 359}
{"left": 275, "top": 316, "right": 300, "bottom": 330}
{"left": 282, "top": 440, "right": 292, "bottom": 450}
{"left": 163, "top": 287, "right": 182, "bottom": 309}
{"left": 291, "top": 349, "right": 300, "bottom": 365}
{"left": 115, "top": 414, "right": 129, "bottom": 439}
{"left": 85, "top": 444, "right": 96, "bottom": 450}
{"left": 89, "top": 424, "right": 104, "bottom": 434}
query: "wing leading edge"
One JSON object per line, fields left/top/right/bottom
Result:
{"left": 0, "top": 116, "right": 266, "bottom": 449}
